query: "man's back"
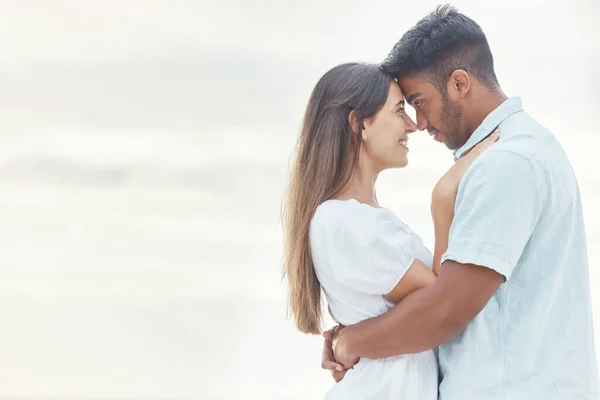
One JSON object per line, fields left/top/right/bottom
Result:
{"left": 439, "top": 97, "right": 599, "bottom": 399}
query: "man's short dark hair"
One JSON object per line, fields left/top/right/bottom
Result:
{"left": 381, "top": 4, "right": 499, "bottom": 92}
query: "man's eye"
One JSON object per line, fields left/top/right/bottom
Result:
{"left": 414, "top": 101, "right": 423, "bottom": 109}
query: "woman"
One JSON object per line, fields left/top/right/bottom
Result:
{"left": 282, "top": 63, "right": 497, "bottom": 399}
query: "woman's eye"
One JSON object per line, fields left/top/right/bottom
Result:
{"left": 398, "top": 108, "right": 405, "bottom": 116}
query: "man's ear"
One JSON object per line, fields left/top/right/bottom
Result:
{"left": 447, "top": 69, "right": 471, "bottom": 100}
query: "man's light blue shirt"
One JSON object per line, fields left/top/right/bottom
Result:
{"left": 439, "top": 97, "right": 599, "bottom": 399}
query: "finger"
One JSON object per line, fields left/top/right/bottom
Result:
{"left": 322, "top": 328, "right": 335, "bottom": 341}
{"left": 332, "top": 370, "right": 347, "bottom": 382}
{"left": 472, "top": 130, "right": 500, "bottom": 154}
{"left": 321, "top": 345, "right": 344, "bottom": 370}
{"left": 486, "top": 129, "right": 500, "bottom": 143}
{"left": 480, "top": 130, "right": 499, "bottom": 147}
{"left": 322, "top": 359, "right": 345, "bottom": 371}
{"left": 321, "top": 346, "right": 334, "bottom": 366}
{"left": 322, "top": 336, "right": 341, "bottom": 371}
{"left": 484, "top": 129, "right": 500, "bottom": 144}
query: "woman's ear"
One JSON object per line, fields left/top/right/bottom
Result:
{"left": 362, "top": 116, "right": 372, "bottom": 132}
{"left": 348, "top": 110, "right": 361, "bottom": 134}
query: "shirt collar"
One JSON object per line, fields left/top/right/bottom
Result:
{"left": 453, "top": 96, "right": 524, "bottom": 161}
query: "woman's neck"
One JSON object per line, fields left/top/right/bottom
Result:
{"left": 334, "top": 167, "right": 379, "bottom": 207}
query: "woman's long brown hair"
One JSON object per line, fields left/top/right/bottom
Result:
{"left": 282, "top": 63, "right": 391, "bottom": 334}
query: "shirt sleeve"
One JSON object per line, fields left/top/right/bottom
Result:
{"left": 441, "top": 151, "right": 546, "bottom": 280}
{"left": 324, "top": 206, "right": 416, "bottom": 296}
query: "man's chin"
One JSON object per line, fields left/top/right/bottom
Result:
{"left": 432, "top": 132, "right": 459, "bottom": 150}
{"left": 445, "top": 142, "right": 459, "bottom": 150}
{"left": 436, "top": 137, "right": 454, "bottom": 150}
{"left": 441, "top": 136, "right": 463, "bottom": 151}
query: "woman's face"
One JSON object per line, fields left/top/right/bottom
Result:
{"left": 361, "top": 81, "right": 417, "bottom": 170}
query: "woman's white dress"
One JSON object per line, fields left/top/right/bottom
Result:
{"left": 310, "top": 199, "right": 438, "bottom": 400}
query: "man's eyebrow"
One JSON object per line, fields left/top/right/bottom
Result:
{"left": 406, "top": 93, "right": 421, "bottom": 104}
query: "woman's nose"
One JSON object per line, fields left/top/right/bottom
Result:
{"left": 404, "top": 114, "right": 418, "bottom": 134}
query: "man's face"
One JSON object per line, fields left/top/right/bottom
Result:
{"left": 398, "top": 75, "right": 467, "bottom": 150}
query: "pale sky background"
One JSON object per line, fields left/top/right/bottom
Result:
{"left": 0, "top": 0, "right": 598, "bottom": 399}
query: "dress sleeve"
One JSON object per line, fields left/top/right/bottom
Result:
{"left": 322, "top": 204, "right": 417, "bottom": 296}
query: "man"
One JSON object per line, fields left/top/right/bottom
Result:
{"left": 321, "top": 5, "right": 599, "bottom": 399}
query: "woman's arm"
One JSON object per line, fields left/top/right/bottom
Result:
{"left": 431, "top": 187, "right": 457, "bottom": 276}
{"left": 382, "top": 183, "right": 457, "bottom": 304}
{"left": 382, "top": 178, "right": 459, "bottom": 304}
{"left": 430, "top": 129, "right": 500, "bottom": 275}
{"left": 384, "top": 258, "right": 436, "bottom": 303}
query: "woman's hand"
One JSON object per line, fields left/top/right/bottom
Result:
{"left": 321, "top": 325, "right": 350, "bottom": 382}
{"left": 433, "top": 130, "right": 500, "bottom": 200}
{"left": 430, "top": 130, "right": 499, "bottom": 275}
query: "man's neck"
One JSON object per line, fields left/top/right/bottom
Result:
{"left": 465, "top": 88, "right": 508, "bottom": 136}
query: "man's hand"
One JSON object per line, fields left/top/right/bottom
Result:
{"left": 332, "top": 325, "right": 360, "bottom": 370}
{"left": 321, "top": 326, "right": 350, "bottom": 382}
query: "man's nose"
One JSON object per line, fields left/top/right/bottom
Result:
{"left": 416, "top": 114, "right": 428, "bottom": 131}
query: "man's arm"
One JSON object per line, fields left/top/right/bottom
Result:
{"left": 334, "top": 149, "right": 544, "bottom": 366}
{"left": 334, "top": 260, "right": 504, "bottom": 363}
